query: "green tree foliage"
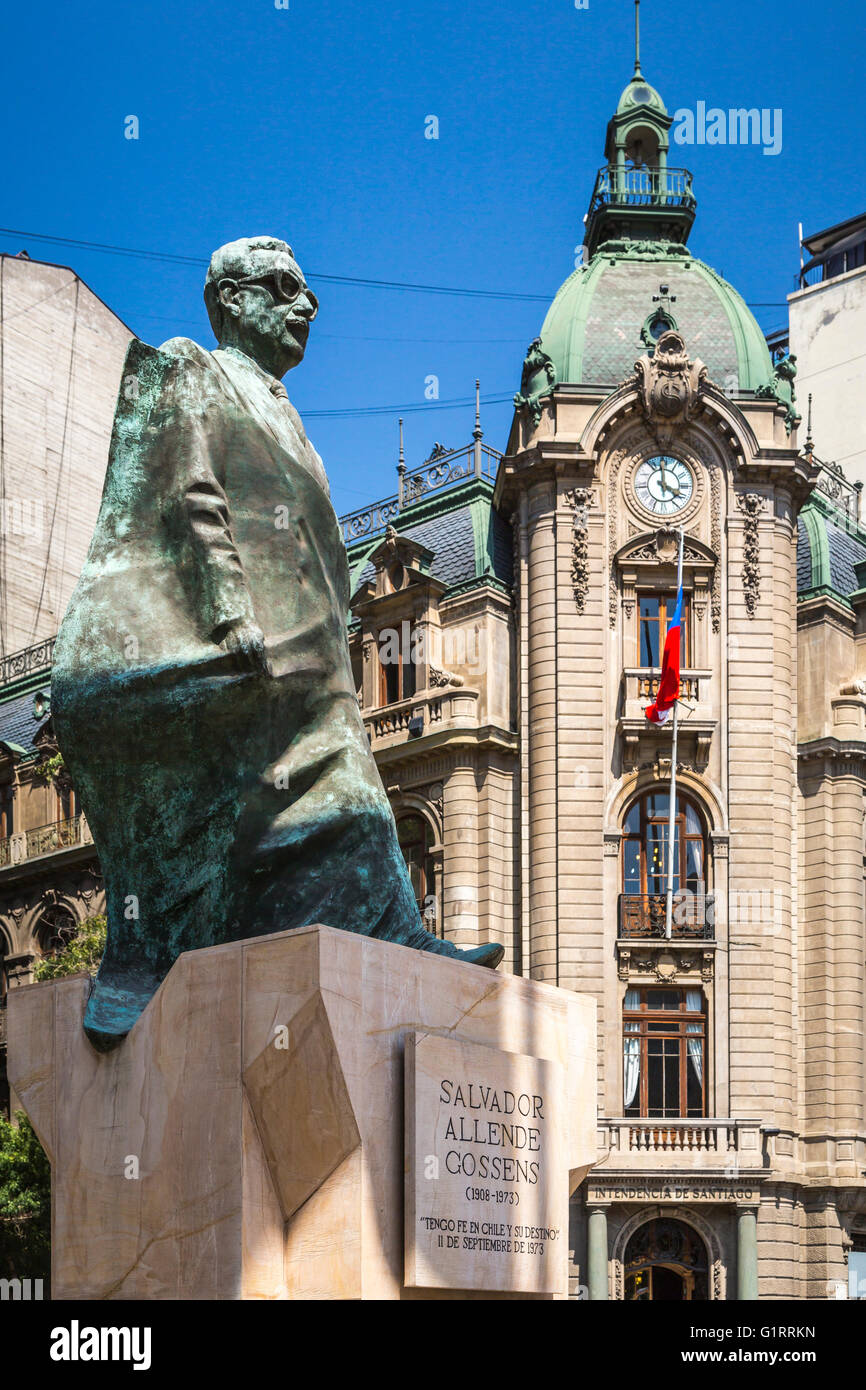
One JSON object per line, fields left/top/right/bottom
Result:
{"left": 0, "top": 914, "right": 107, "bottom": 1285}
{"left": 33, "top": 913, "right": 106, "bottom": 982}
{"left": 0, "top": 1112, "right": 51, "bottom": 1282}
{"left": 32, "top": 751, "right": 65, "bottom": 785}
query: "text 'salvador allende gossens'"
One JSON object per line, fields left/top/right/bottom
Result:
{"left": 439, "top": 1079, "right": 545, "bottom": 1184}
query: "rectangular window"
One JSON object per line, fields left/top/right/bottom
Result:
{"left": 378, "top": 623, "right": 417, "bottom": 705}
{"left": 637, "top": 592, "right": 690, "bottom": 668}
{"left": 850, "top": 1241, "right": 866, "bottom": 1301}
{"left": 0, "top": 787, "right": 12, "bottom": 838}
{"left": 623, "top": 987, "right": 706, "bottom": 1118}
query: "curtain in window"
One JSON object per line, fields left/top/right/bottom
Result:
{"left": 623, "top": 988, "right": 641, "bottom": 1108}
{"left": 685, "top": 988, "right": 703, "bottom": 1084}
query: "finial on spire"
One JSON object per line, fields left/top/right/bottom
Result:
{"left": 397, "top": 417, "right": 406, "bottom": 505}
{"left": 805, "top": 393, "right": 814, "bottom": 458}
{"left": 473, "top": 380, "right": 484, "bottom": 477}
{"left": 634, "top": 0, "right": 642, "bottom": 76}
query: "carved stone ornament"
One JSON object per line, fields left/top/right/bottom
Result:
{"left": 755, "top": 354, "right": 801, "bottom": 436}
{"left": 616, "top": 946, "right": 714, "bottom": 983}
{"left": 564, "top": 487, "right": 592, "bottom": 613}
{"left": 428, "top": 666, "right": 463, "bottom": 689}
{"left": 633, "top": 330, "right": 707, "bottom": 432}
{"left": 736, "top": 492, "right": 764, "bottom": 618}
{"left": 514, "top": 337, "right": 557, "bottom": 424}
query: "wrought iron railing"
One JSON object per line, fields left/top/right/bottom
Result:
{"left": 25, "top": 817, "right": 83, "bottom": 858}
{"left": 0, "top": 814, "right": 91, "bottom": 870}
{"left": 813, "top": 457, "right": 862, "bottom": 524}
{"left": 618, "top": 892, "right": 715, "bottom": 939}
{"left": 588, "top": 165, "right": 695, "bottom": 217}
{"left": 340, "top": 441, "right": 501, "bottom": 545}
{"left": 0, "top": 636, "right": 55, "bottom": 688}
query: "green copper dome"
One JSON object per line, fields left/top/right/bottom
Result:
{"left": 539, "top": 243, "right": 774, "bottom": 392}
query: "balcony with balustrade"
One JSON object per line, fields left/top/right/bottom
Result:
{"left": 618, "top": 667, "right": 715, "bottom": 772}
{"left": 585, "top": 165, "right": 696, "bottom": 255}
{"left": 598, "top": 1116, "right": 765, "bottom": 1175}
{"left": 0, "top": 813, "right": 93, "bottom": 878}
{"left": 364, "top": 686, "right": 483, "bottom": 759}
{"left": 618, "top": 892, "right": 715, "bottom": 941}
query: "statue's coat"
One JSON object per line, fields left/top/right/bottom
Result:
{"left": 52, "top": 337, "right": 451, "bottom": 1046}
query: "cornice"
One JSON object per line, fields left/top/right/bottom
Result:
{"left": 798, "top": 735, "right": 866, "bottom": 767}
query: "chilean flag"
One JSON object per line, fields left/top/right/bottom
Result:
{"left": 645, "top": 586, "right": 683, "bottom": 725}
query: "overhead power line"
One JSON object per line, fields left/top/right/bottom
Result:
{"left": 0, "top": 228, "right": 549, "bottom": 304}
{"left": 304, "top": 392, "right": 513, "bottom": 419}
{"left": 0, "top": 227, "right": 788, "bottom": 308}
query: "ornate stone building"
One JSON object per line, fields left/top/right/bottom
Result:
{"left": 340, "top": 62, "right": 866, "bottom": 1300}
{"left": 1, "top": 62, "right": 864, "bottom": 1301}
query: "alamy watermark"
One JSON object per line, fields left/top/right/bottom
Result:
{"left": 672, "top": 102, "right": 782, "bottom": 157}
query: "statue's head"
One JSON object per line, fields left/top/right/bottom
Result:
{"left": 204, "top": 236, "right": 318, "bottom": 379}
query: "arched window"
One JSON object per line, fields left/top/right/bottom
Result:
{"left": 35, "top": 905, "right": 77, "bottom": 960}
{"left": 397, "top": 813, "right": 436, "bottom": 926}
{"left": 620, "top": 791, "right": 708, "bottom": 937}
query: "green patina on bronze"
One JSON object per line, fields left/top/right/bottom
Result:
{"left": 52, "top": 236, "right": 502, "bottom": 1051}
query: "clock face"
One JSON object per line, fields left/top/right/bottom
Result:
{"left": 633, "top": 455, "right": 694, "bottom": 516}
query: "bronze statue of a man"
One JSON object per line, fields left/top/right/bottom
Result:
{"left": 52, "top": 236, "right": 503, "bottom": 1050}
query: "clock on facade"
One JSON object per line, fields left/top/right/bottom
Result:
{"left": 633, "top": 455, "right": 694, "bottom": 516}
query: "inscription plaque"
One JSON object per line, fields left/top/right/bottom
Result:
{"left": 404, "top": 1032, "right": 567, "bottom": 1294}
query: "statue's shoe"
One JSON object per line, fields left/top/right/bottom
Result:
{"left": 459, "top": 941, "right": 505, "bottom": 969}
{"left": 83, "top": 971, "right": 160, "bottom": 1052}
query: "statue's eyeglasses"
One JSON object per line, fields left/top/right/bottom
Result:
{"left": 230, "top": 271, "right": 319, "bottom": 320}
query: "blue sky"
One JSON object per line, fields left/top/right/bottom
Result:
{"left": 2, "top": 0, "right": 861, "bottom": 518}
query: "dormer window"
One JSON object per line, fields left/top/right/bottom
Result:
{"left": 378, "top": 622, "right": 417, "bottom": 705}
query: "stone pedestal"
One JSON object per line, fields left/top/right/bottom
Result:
{"left": 7, "top": 925, "right": 596, "bottom": 1300}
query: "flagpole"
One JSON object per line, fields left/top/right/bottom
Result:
{"left": 665, "top": 526, "right": 685, "bottom": 940}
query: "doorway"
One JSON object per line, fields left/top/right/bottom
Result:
{"left": 624, "top": 1216, "right": 709, "bottom": 1301}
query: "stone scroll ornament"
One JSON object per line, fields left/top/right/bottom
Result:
{"left": 52, "top": 237, "right": 503, "bottom": 1050}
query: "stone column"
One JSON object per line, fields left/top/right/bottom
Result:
{"left": 587, "top": 1205, "right": 609, "bottom": 1300}
{"left": 737, "top": 1206, "right": 759, "bottom": 1300}
{"left": 442, "top": 760, "right": 480, "bottom": 951}
{"left": 526, "top": 487, "right": 559, "bottom": 982}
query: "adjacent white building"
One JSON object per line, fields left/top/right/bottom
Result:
{"left": 788, "top": 213, "right": 866, "bottom": 489}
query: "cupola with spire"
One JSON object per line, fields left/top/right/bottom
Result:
{"left": 584, "top": 0, "right": 696, "bottom": 257}
{"left": 520, "top": 0, "right": 777, "bottom": 404}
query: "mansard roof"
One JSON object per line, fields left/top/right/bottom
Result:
{"left": 0, "top": 689, "right": 48, "bottom": 758}
{"left": 346, "top": 476, "right": 513, "bottom": 601}
{"left": 797, "top": 484, "right": 866, "bottom": 606}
